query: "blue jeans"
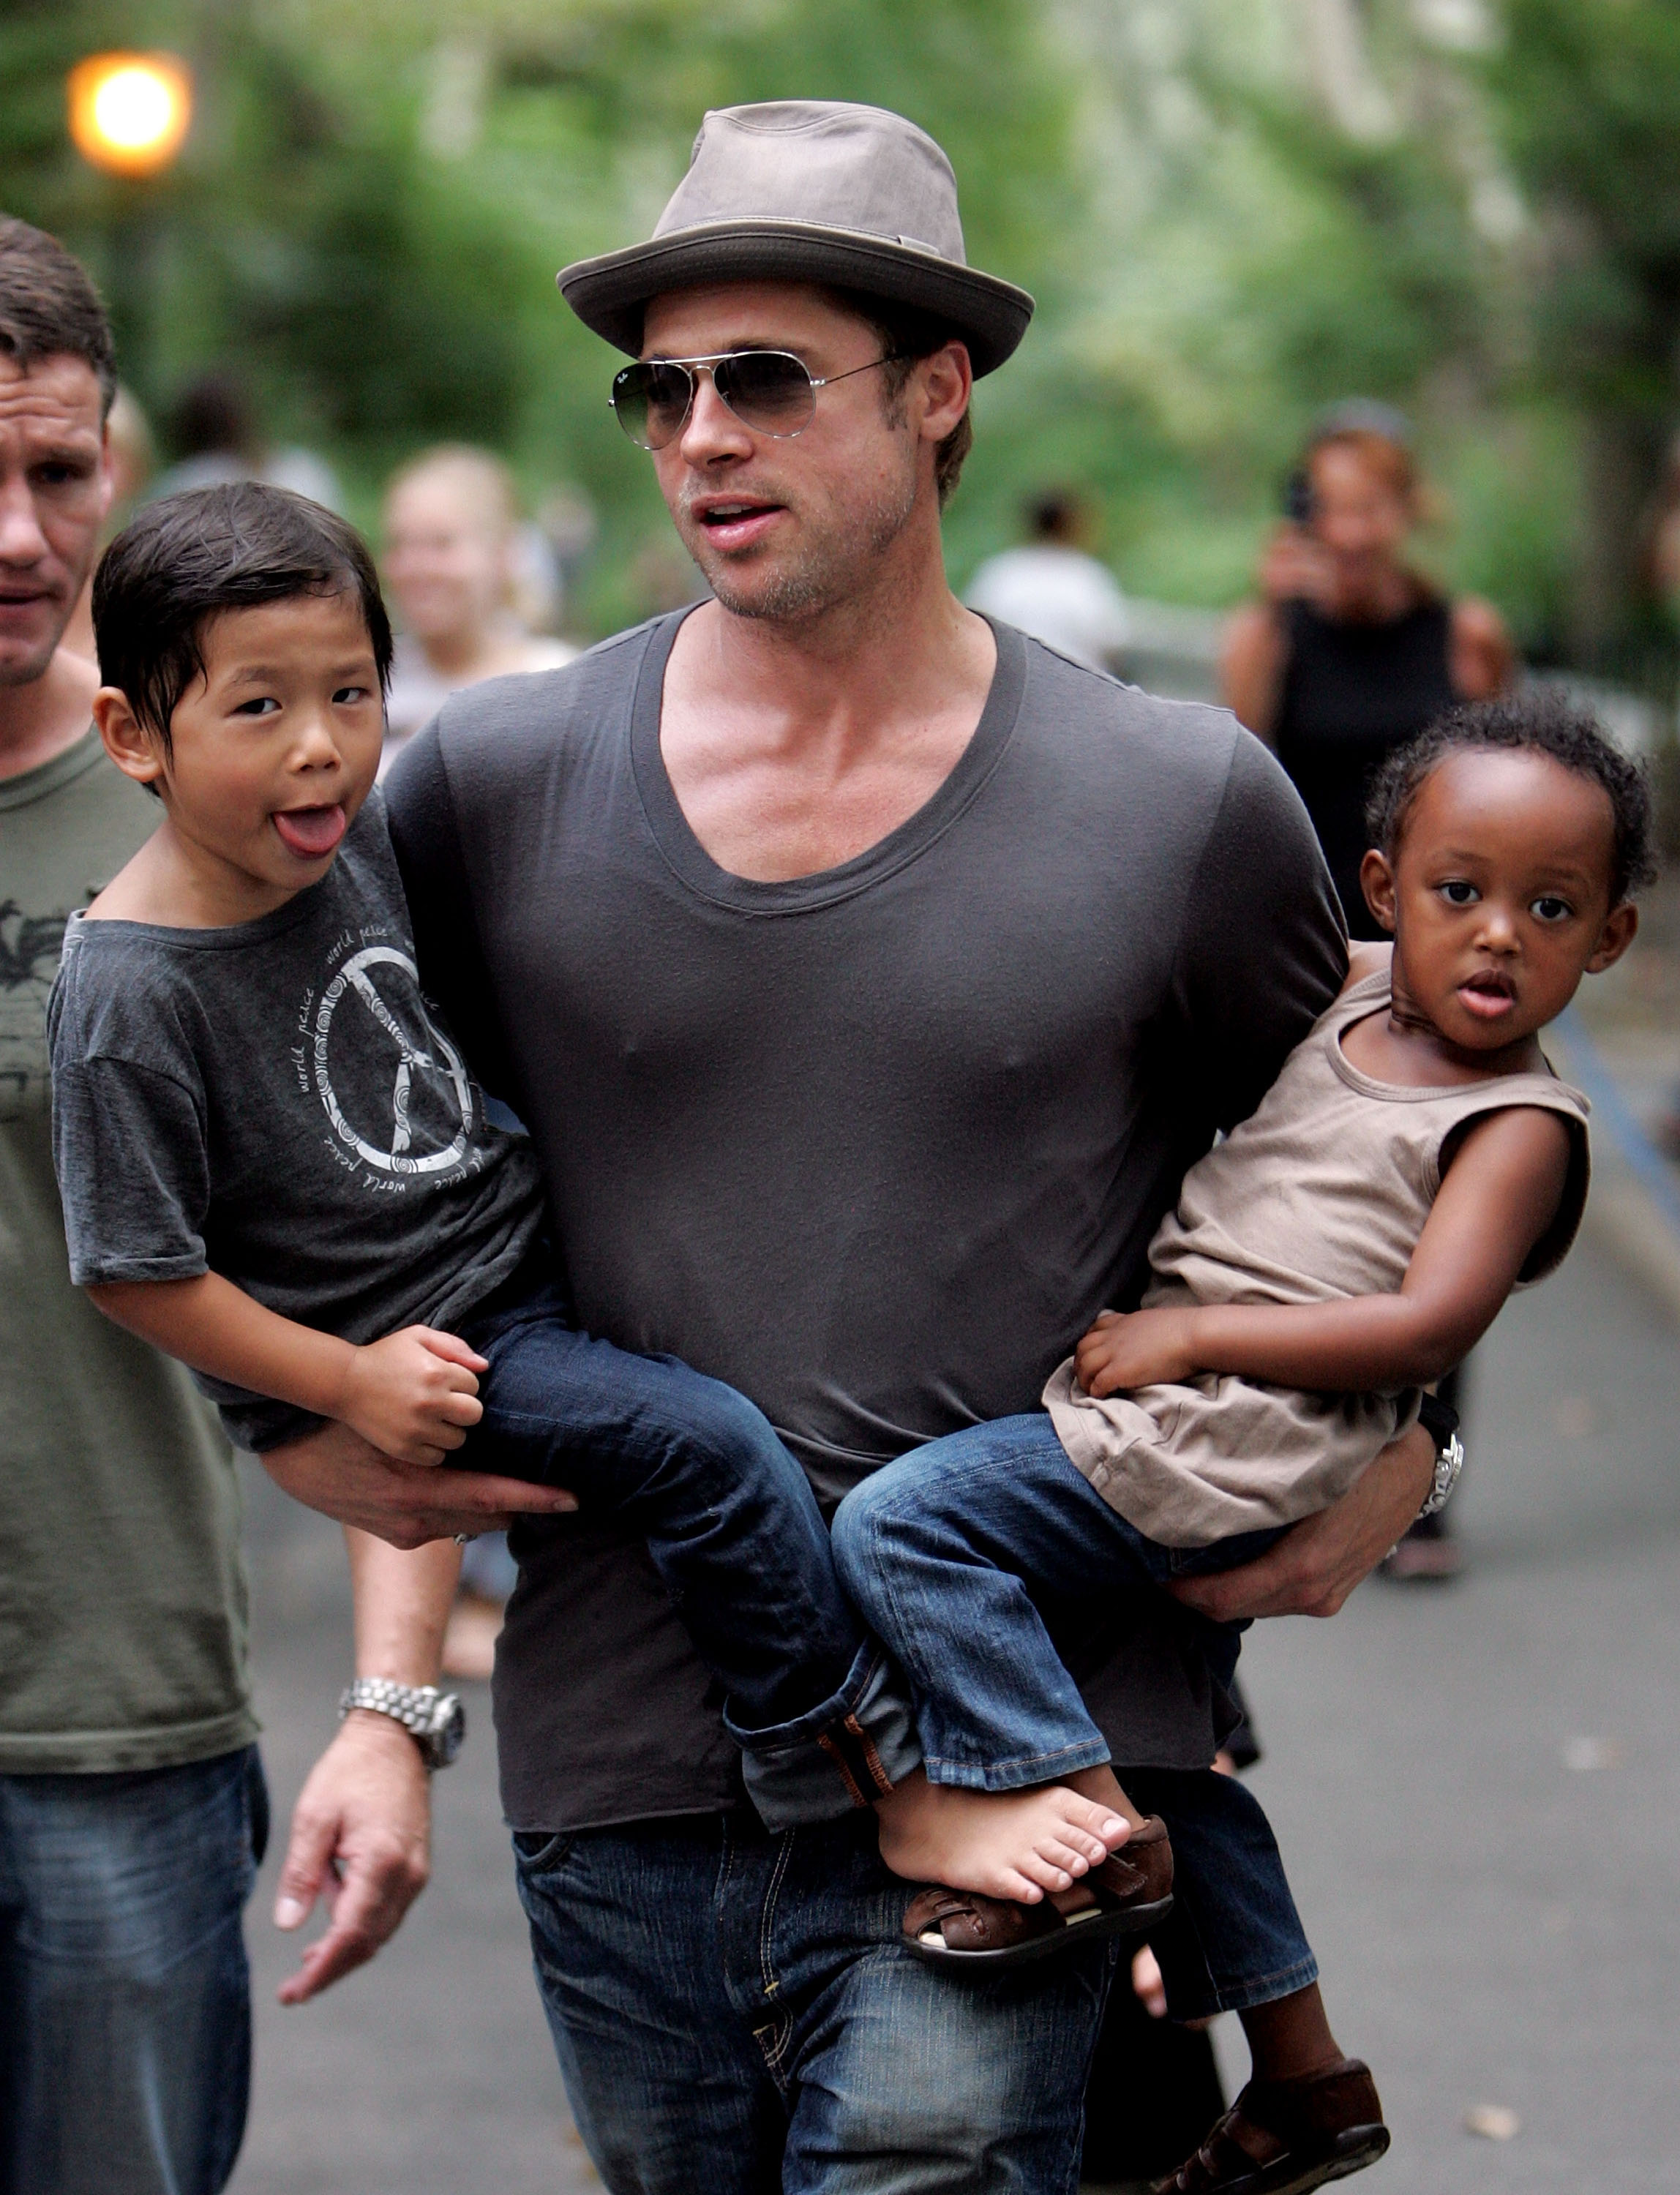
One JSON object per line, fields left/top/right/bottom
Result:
{"left": 460, "top": 1270, "right": 918, "bottom": 1827}
{"left": 831, "top": 1415, "right": 1317, "bottom": 2018}
{"left": 514, "top": 1807, "right": 1114, "bottom": 2193}
{"left": 0, "top": 1746, "right": 267, "bottom": 2195}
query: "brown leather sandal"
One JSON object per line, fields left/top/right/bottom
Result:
{"left": 1152, "top": 2057, "right": 1389, "bottom": 2195}
{"left": 901, "top": 1814, "right": 1174, "bottom": 1972}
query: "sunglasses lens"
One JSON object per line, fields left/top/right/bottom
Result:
{"left": 612, "top": 362, "right": 694, "bottom": 449}
{"left": 714, "top": 351, "right": 817, "bottom": 435}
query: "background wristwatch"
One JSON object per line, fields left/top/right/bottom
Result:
{"left": 339, "top": 1678, "right": 465, "bottom": 1771}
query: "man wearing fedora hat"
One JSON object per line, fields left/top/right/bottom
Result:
{"left": 262, "top": 101, "right": 1437, "bottom": 2191}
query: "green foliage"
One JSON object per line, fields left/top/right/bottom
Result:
{"left": 1492, "top": 0, "right": 1680, "bottom": 417}
{"left": 0, "top": 0, "right": 1673, "bottom": 662}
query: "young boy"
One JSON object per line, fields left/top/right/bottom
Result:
{"left": 833, "top": 690, "right": 1650, "bottom": 2194}
{"left": 45, "top": 481, "right": 967, "bottom": 1843}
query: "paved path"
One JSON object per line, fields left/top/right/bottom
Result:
{"left": 228, "top": 1476, "right": 597, "bottom": 2194}
{"left": 1226, "top": 1220, "right": 1680, "bottom": 2192}
{"left": 229, "top": 1215, "right": 1680, "bottom": 2193}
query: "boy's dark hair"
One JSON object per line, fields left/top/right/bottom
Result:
{"left": 0, "top": 217, "right": 117, "bottom": 418}
{"left": 93, "top": 484, "right": 393, "bottom": 770}
{"left": 1365, "top": 688, "right": 1657, "bottom": 908}
{"left": 827, "top": 288, "right": 973, "bottom": 508}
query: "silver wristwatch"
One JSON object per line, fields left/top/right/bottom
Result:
{"left": 339, "top": 1678, "right": 465, "bottom": 1771}
{"left": 1415, "top": 1426, "right": 1465, "bottom": 1520}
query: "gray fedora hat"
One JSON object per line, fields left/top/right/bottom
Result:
{"left": 558, "top": 101, "right": 1034, "bottom": 378}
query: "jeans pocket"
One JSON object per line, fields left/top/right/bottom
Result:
{"left": 244, "top": 1747, "right": 271, "bottom": 1872}
{"left": 513, "top": 1828, "right": 576, "bottom": 1874}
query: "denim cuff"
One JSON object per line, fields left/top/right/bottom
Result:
{"left": 727, "top": 1643, "right": 923, "bottom": 1831}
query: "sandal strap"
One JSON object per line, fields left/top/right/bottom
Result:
{"left": 1155, "top": 2100, "right": 1286, "bottom": 2192}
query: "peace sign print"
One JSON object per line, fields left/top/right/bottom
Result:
{"left": 312, "top": 945, "right": 475, "bottom": 1175}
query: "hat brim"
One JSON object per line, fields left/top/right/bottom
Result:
{"left": 558, "top": 220, "right": 1033, "bottom": 378}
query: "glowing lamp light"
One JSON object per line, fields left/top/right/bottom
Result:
{"left": 68, "top": 53, "right": 193, "bottom": 178}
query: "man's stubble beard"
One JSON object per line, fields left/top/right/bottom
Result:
{"left": 686, "top": 461, "right": 920, "bottom": 628}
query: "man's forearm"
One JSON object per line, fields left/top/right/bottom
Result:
{"left": 347, "top": 1528, "right": 460, "bottom": 1686}
{"left": 91, "top": 1271, "right": 356, "bottom": 1419}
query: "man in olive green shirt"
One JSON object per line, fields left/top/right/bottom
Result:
{"left": 0, "top": 217, "right": 263, "bottom": 2195}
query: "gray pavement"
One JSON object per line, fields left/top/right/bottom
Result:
{"left": 228, "top": 1217, "right": 1680, "bottom": 2193}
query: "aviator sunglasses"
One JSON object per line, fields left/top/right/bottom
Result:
{"left": 610, "top": 348, "right": 892, "bottom": 451}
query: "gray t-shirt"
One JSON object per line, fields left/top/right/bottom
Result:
{"left": 1, "top": 731, "right": 255, "bottom": 1774}
{"left": 49, "top": 791, "right": 545, "bottom": 1452}
{"left": 386, "top": 614, "right": 1348, "bottom": 1831}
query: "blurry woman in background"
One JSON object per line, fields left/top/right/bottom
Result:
{"left": 1222, "top": 400, "right": 1515, "bottom": 939}
{"left": 380, "top": 444, "right": 575, "bottom": 778}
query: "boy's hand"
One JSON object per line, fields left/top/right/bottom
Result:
{"left": 1073, "top": 1307, "right": 1199, "bottom": 1398}
{"left": 336, "top": 1327, "right": 488, "bottom": 1466}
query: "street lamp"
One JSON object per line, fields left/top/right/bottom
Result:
{"left": 67, "top": 53, "right": 195, "bottom": 404}
{"left": 67, "top": 53, "right": 193, "bottom": 179}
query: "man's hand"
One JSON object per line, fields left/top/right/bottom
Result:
{"left": 262, "top": 1419, "right": 577, "bottom": 1550}
{"left": 335, "top": 1327, "right": 487, "bottom": 1466}
{"left": 272, "top": 1714, "right": 432, "bottom": 2005}
{"left": 1073, "top": 1307, "right": 1199, "bottom": 1398}
{"left": 1171, "top": 1419, "right": 1435, "bottom": 1621}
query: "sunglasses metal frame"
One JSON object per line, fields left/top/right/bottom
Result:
{"left": 609, "top": 348, "right": 893, "bottom": 451}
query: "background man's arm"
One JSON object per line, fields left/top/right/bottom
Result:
{"left": 272, "top": 1528, "right": 460, "bottom": 2004}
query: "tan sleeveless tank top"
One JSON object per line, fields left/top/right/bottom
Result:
{"left": 1044, "top": 967, "right": 1591, "bottom": 1546}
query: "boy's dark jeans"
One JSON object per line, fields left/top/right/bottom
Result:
{"left": 458, "top": 1270, "right": 918, "bottom": 1828}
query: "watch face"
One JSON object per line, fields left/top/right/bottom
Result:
{"left": 427, "top": 1694, "right": 466, "bottom": 1768}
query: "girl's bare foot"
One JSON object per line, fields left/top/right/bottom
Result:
{"left": 875, "top": 1768, "right": 1132, "bottom": 1904}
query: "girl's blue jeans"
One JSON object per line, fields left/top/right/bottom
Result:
{"left": 831, "top": 1413, "right": 1319, "bottom": 2018}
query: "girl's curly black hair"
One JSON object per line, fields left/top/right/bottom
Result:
{"left": 1364, "top": 688, "right": 1657, "bottom": 909}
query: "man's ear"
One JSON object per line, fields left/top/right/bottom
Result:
{"left": 1586, "top": 898, "right": 1638, "bottom": 974}
{"left": 93, "top": 687, "right": 166, "bottom": 789}
{"left": 915, "top": 340, "right": 972, "bottom": 445}
{"left": 1358, "top": 847, "right": 1399, "bottom": 934}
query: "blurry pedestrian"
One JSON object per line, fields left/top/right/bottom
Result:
{"left": 61, "top": 383, "right": 154, "bottom": 664}
{"left": 1223, "top": 402, "right": 1515, "bottom": 938}
{"left": 0, "top": 220, "right": 263, "bottom": 2195}
{"left": 150, "top": 369, "right": 342, "bottom": 514}
{"left": 966, "top": 487, "right": 1130, "bottom": 669}
{"left": 380, "top": 445, "right": 577, "bottom": 777}
{"left": 1222, "top": 406, "right": 1515, "bottom": 1581}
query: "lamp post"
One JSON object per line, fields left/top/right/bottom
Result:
{"left": 67, "top": 53, "right": 194, "bottom": 398}
{"left": 68, "top": 53, "right": 193, "bottom": 178}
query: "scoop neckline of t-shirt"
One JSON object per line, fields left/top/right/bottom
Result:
{"left": 63, "top": 799, "right": 379, "bottom": 952}
{"left": 627, "top": 609, "right": 1027, "bottom": 914}
{"left": 1329, "top": 975, "right": 1557, "bottom": 1105}
{"left": 0, "top": 724, "right": 110, "bottom": 813}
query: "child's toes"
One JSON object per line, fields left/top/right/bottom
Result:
{"left": 1037, "top": 1836, "right": 1095, "bottom": 1877}
{"left": 1019, "top": 1852, "right": 1075, "bottom": 1893}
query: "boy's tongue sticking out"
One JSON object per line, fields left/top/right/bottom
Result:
{"left": 273, "top": 803, "right": 348, "bottom": 860}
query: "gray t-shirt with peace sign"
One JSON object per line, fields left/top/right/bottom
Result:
{"left": 48, "top": 790, "right": 545, "bottom": 1452}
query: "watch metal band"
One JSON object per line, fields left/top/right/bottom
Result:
{"left": 339, "top": 1678, "right": 463, "bottom": 1769}
{"left": 1414, "top": 1427, "right": 1465, "bottom": 1520}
